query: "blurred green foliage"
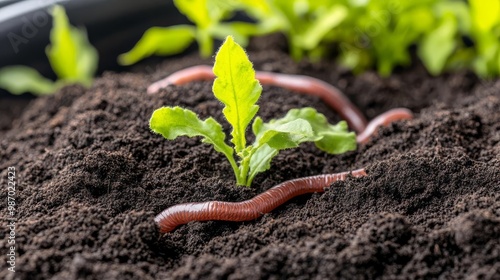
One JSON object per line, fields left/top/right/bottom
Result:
{"left": 120, "top": 0, "right": 500, "bottom": 78}
{"left": 0, "top": 5, "right": 98, "bottom": 95}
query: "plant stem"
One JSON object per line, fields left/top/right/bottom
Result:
{"left": 198, "top": 30, "right": 213, "bottom": 57}
{"left": 238, "top": 158, "right": 251, "bottom": 186}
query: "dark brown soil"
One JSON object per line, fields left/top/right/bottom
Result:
{"left": 1, "top": 36, "right": 499, "bottom": 279}
{"left": 0, "top": 98, "right": 31, "bottom": 138}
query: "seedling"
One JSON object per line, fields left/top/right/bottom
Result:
{"left": 0, "top": 5, "right": 98, "bottom": 95}
{"left": 118, "top": 0, "right": 257, "bottom": 65}
{"left": 119, "top": 0, "right": 500, "bottom": 78}
{"left": 150, "top": 36, "right": 356, "bottom": 186}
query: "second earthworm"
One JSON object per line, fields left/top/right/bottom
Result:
{"left": 155, "top": 169, "right": 367, "bottom": 233}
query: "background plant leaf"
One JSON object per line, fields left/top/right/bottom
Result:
{"left": 299, "top": 5, "right": 348, "bottom": 50}
{"left": 0, "top": 66, "right": 57, "bottom": 95}
{"left": 46, "top": 5, "right": 98, "bottom": 86}
{"left": 419, "top": 15, "right": 457, "bottom": 75}
{"left": 174, "top": 0, "right": 212, "bottom": 28}
{"left": 118, "top": 26, "right": 195, "bottom": 66}
{"left": 470, "top": 0, "right": 500, "bottom": 32}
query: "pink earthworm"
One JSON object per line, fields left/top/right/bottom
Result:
{"left": 356, "top": 108, "right": 413, "bottom": 144}
{"left": 148, "top": 65, "right": 414, "bottom": 140}
{"left": 155, "top": 169, "right": 367, "bottom": 233}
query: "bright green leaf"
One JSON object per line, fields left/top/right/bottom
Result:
{"left": 211, "top": 22, "right": 260, "bottom": 47}
{"left": 237, "top": 0, "right": 272, "bottom": 17}
{"left": 213, "top": 36, "right": 262, "bottom": 154}
{"left": 470, "top": 0, "right": 500, "bottom": 32}
{"left": 118, "top": 26, "right": 195, "bottom": 65}
{"left": 252, "top": 117, "right": 318, "bottom": 150}
{"left": 247, "top": 144, "right": 278, "bottom": 186}
{"left": 46, "top": 5, "right": 98, "bottom": 86}
{"left": 434, "top": 1, "right": 470, "bottom": 33}
{"left": 419, "top": 15, "right": 457, "bottom": 75}
{"left": 174, "top": 0, "right": 212, "bottom": 28}
{"left": 150, "top": 106, "right": 233, "bottom": 158}
{"left": 272, "top": 108, "right": 357, "bottom": 154}
{"left": 299, "top": 5, "right": 348, "bottom": 50}
{"left": 315, "top": 123, "right": 357, "bottom": 154}
{"left": 0, "top": 66, "right": 57, "bottom": 95}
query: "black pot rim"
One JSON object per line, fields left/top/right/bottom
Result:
{"left": 0, "top": 0, "right": 185, "bottom": 97}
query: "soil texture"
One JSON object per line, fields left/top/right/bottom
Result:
{"left": 1, "top": 36, "right": 499, "bottom": 279}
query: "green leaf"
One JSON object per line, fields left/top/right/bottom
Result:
{"left": 470, "top": 0, "right": 500, "bottom": 32}
{"left": 46, "top": 5, "right": 98, "bottom": 86}
{"left": 269, "top": 108, "right": 357, "bottom": 154}
{"left": 0, "top": 66, "right": 57, "bottom": 95}
{"left": 237, "top": 0, "right": 272, "bottom": 17}
{"left": 314, "top": 121, "right": 357, "bottom": 154}
{"left": 372, "top": 30, "right": 413, "bottom": 76}
{"left": 174, "top": 0, "right": 212, "bottom": 28}
{"left": 247, "top": 144, "right": 278, "bottom": 186}
{"left": 419, "top": 15, "right": 457, "bottom": 75}
{"left": 299, "top": 5, "right": 348, "bottom": 50}
{"left": 118, "top": 26, "right": 195, "bottom": 65}
{"left": 150, "top": 106, "right": 234, "bottom": 158}
{"left": 213, "top": 36, "right": 262, "bottom": 154}
{"left": 252, "top": 117, "right": 318, "bottom": 150}
{"left": 211, "top": 22, "right": 259, "bottom": 47}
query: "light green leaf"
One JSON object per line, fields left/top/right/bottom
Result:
{"left": 118, "top": 26, "right": 195, "bottom": 65}
{"left": 174, "top": 0, "right": 212, "bottom": 28}
{"left": 247, "top": 144, "right": 278, "bottom": 186}
{"left": 150, "top": 106, "right": 234, "bottom": 158}
{"left": 0, "top": 66, "right": 57, "bottom": 95}
{"left": 315, "top": 122, "right": 357, "bottom": 154}
{"left": 213, "top": 36, "right": 262, "bottom": 153}
{"left": 419, "top": 15, "right": 457, "bottom": 75}
{"left": 237, "top": 0, "right": 272, "bottom": 17}
{"left": 270, "top": 107, "right": 357, "bottom": 154}
{"left": 211, "top": 22, "right": 259, "bottom": 47}
{"left": 470, "top": 0, "right": 500, "bottom": 32}
{"left": 46, "top": 5, "right": 98, "bottom": 86}
{"left": 252, "top": 117, "right": 318, "bottom": 150}
{"left": 299, "top": 5, "right": 348, "bottom": 50}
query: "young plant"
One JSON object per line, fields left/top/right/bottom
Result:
{"left": 118, "top": 0, "right": 258, "bottom": 65}
{"left": 0, "top": 5, "right": 98, "bottom": 95}
{"left": 150, "top": 36, "right": 356, "bottom": 186}
{"left": 240, "top": 0, "right": 349, "bottom": 60}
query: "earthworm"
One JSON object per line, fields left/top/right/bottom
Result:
{"left": 148, "top": 65, "right": 414, "bottom": 139}
{"left": 356, "top": 108, "right": 413, "bottom": 144}
{"left": 155, "top": 168, "right": 367, "bottom": 233}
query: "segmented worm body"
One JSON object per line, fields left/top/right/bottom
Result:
{"left": 155, "top": 169, "right": 367, "bottom": 233}
{"left": 356, "top": 108, "right": 413, "bottom": 144}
